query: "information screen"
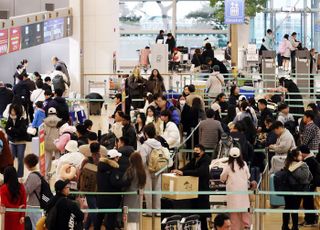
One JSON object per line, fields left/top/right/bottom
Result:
{"left": 43, "top": 18, "right": 65, "bottom": 43}
{"left": 9, "top": 27, "right": 21, "bottom": 53}
{"left": 21, "top": 22, "right": 43, "bottom": 49}
{"left": 0, "top": 29, "right": 8, "bottom": 56}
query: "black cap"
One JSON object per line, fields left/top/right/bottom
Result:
{"left": 54, "top": 179, "right": 70, "bottom": 192}
{"left": 299, "top": 145, "right": 310, "bottom": 154}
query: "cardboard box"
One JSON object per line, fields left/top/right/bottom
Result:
{"left": 162, "top": 173, "right": 199, "bottom": 200}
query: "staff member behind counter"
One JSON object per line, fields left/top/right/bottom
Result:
{"left": 172, "top": 144, "right": 210, "bottom": 230}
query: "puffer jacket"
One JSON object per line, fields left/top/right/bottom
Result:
{"left": 97, "top": 158, "right": 128, "bottom": 209}
{"left": 287, "top": 161, "right": 313, "bottom": 191}
{"left": 43, "top": 114, "right": 61, "bottom": 152}
{"left": 161, "top": 121, "right": 181, "bottom": 149}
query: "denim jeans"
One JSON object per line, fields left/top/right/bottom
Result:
{"left": 27, "top": 206, "right": 42, "bottom": 230}
{"left": 10, "top": 143, "right": 26, "bottom": 177}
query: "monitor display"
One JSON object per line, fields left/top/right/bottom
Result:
{"left": 21, "top": 22, "right": 43, "bottom": 49}
{"left": 43, "top": 18, "right": 65, "bottom": 43}
{"left": 9, "top": 27, "right": 21, "bottom": 53}
{"left": 0, "top": 29, "right": 8, "bottom": 56}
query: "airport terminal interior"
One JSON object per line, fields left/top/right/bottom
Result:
{"left": 1, "top": 0, "right": 320, "bottom": 229}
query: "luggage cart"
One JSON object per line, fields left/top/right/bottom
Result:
{"left": 88, "top": 80, "right": 107, "bottom": 97}
{"left": 181, "top": 215, "right": 201, "bottom": 230}
{"left": 161, "top": 215, "right": 182, "bottom": 230}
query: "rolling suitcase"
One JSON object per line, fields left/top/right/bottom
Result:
{"left": 269, "top": 173, "right": 285, "bottom": 207}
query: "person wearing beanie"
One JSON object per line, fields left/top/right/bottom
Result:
{"left": 45, "top": 179, "right": 84, "bottom": 229}
{"left": 220, "top": 147, "right": 251, "bottom": 229}
{"left": 300, "top": 145, "right": 320, "bottom": 226}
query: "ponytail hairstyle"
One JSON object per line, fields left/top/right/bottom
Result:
{"left": 228, "top": 154, "right": 245, "bottom": 173}
{"left": 240, "top": 101, "right": 254, "bottom": 120}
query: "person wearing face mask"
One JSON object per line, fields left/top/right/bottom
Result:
{"left": 172, "top": 144, "right": 210, "bottom": 230}
{"left": 5, "top": 104, "right": 29, "bottom": 178}
{"left": 176, "top": 95, "right": 191, "bottom": 138}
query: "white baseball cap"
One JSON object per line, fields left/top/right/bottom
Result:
{"left": 107, "top": 149, "right": 122, "bottom": 159}
{"left": 48, "top": 107, "right": 57, "bottom": 115}
{"left": 229, "top": 147, "right": 240, "bottom": 158}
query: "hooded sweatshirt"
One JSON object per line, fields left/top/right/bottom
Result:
{"left": 140, "top": 138, "right": 162, "bottom": 166}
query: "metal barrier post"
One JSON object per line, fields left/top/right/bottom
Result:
{"left": 254, "top": 189, "right": 260, "bottom": 229}
{"left": 191, "top": 127, "right": 195, "bottom": 150}
{"left": 122, "top": 206, "right": 129, "bottom": 230}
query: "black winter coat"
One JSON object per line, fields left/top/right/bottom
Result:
{"left": 122, "top": 124, "right": 137, "bottom": 149}
{"left": 118, "top": 145, "right": 135, "bottom": 173}
{"left": 182, "top": 154, "right": 210, "bottom": 192}
{"left": 97, "top": 158, "right": 128, "bottom": 209}
{"left": 0, "top": 87, "right": 13, "bottom": 116}
{"left": 53, "top": 97, "right": 69, "bottom": 122}
{"left": 13, "top": 80, "right": 31, "bottom": 103}
{"left": 5, "top": 117, "right": 28, "bottom": 142}
{"left": 126, "top": 76, "right": 147, "bottom": 109}
{"left": 146, "top": 78, "right": 166, "bottom": 95}
{"left": 304, "top": 156, "right": 320, "bottom": 189}
{"left": 45, "top": 194, "right": 84, "bottom": 230}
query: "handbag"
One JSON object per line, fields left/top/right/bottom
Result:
{"left": 27, "top": 127, "right": 37, "bottom": 136}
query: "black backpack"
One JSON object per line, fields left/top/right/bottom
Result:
{"left": 45, "top": 197, "right": 65, "bottom": 230}
{"left": 32, "top": 172, "right": 53, "bottom": 209}
{"left": 52, "top": 75, "right": 66, "bottom": 92}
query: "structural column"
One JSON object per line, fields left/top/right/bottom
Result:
{"left": 69, "top": 0, "right": 120, "bottom": 94}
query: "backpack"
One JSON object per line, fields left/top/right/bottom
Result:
{"left": 217, "top": 133, "right": 241, "bottom": 158}
{"left": 100, "top": 132, "right": 116, "bottom": 150}
{"left": 32, "top": 172, "right": 54, "bottom": 209}
{"left": 63, "top": 131, "right": 78, "bottom": 141}
{"left": 148, "top": 147, "right": 170, "bottom": 173}
{"left": 79, "top": 162, "right": 97, "bottom": 192}
{"left": 52, "top": 75, "right": 66, "bottom": 92}
{"left": 45, "top": 197, "right": 65, "bottom": 230}
{"left": 274, "top": 170, "right": 290, "bottom": 196}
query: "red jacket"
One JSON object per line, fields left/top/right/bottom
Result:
{"left": 0, "top": 184, "right": 26, "bottom": 230}
{"left": 0, "top": 131, "right": 13, "bottom": 174}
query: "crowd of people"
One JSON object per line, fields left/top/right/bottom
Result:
{"left": 0, "top": 51, "right": 319, "bottom": 230}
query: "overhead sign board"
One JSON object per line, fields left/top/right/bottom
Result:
{"left": 224, "top": 0, "right": 245, "bottom": 24}
{"left": 9, "top": 27, "right": 21, "bottom": 53}
{"left": 43, "top": 18, "right": 65, "bottom": 43}
{"left": 21, "top": 22, "right": 44, "bottom": 49}
{"left": 0, "top": 29, "right": 8, "bottom": 56}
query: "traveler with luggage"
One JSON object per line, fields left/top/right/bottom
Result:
{"left": 119, "top": 113, "right": 137, "bottom": 149}
{"left": 52, "top": 88, "right": 69, "bottom": 123}
{"left": 45, "top": 179, "right": 84, "bottom": 230}
{"left": 160, "top": 110, "right": 181, "bottom": 149}
{"left": 279, "top": 149, "right": 313, "bottom": 230}
{"left": 126, "top": 66, "right": 147, "bottom": 109}
{"left": 95, "top": 149, "right": 125, "bottom": 230}
{"left": 172, "top": 144, "right": 211, "bottom": 230}
{"left": 79, "top": 142, "right": 101, "bottom": 230}
{"left": 5, "top": 104, "right": 29, "bottom": 178}
{"left": 206, "top": 65, "right": 225, "bottom": 99}
{"left": 51, "top": 56, "right": 70, "bottom": 86}
{"left": 51, "top": 65, "right": 69, "bottom": 96}
{"left": 23, "top": 154, "right": 43, "bottom": 230}
{"left": 299, "top": 145, "right": 320, "bottom": 226}
{"left": 300, "top": 111, "right": 320, "bottom": 151}
{"left": 0, "top": 166, "right": 27, "bottom": 230}
{"left": 140, "top": 123, "right": 166, "bottom": 216}
{"left": 199, "top": 109, "right": 224, "bottom": 154}
{"left": 269, "top": 121, "right": 296, "bottom": 155}
{"left": 220, "top": 147, "right": 251, "bottom": 230}
{"left": 123, "top": 152, "right": 147, "bottom": 230}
